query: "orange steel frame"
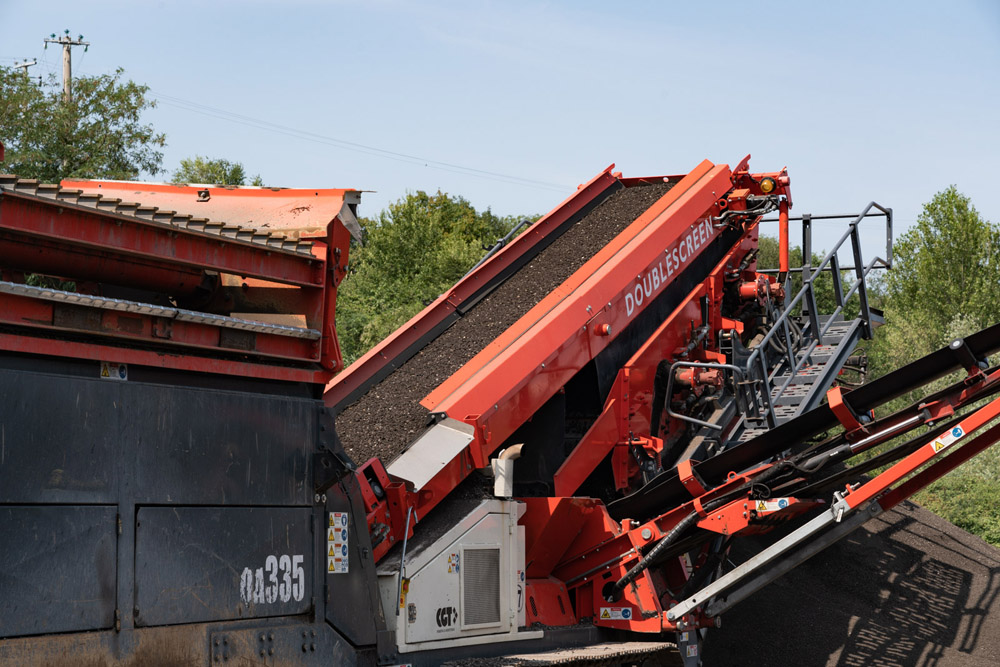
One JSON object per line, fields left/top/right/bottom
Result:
{"left": 0, "top": 183, "right": 352, "bottom": 381}
{"left": 524, "top": 363, "right": 1000, "bottom": 634}
{"left": 352, "top": 158, "right": 793, "bottom": 565}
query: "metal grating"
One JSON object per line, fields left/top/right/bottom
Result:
{"left": 0, "top": 175, "right": 314, "bottom": 256}
{"left": 462, "top": 548, "right": 501, "bottom": 626}
{"left": 0, "top": 280, "right": 320, "bottom": 340}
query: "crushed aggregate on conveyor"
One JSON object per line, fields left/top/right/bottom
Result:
{"left": 337, "top": 181, "right": 674, "bottom": 465}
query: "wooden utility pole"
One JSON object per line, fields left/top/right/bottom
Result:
{"left": 13, "top": 59, "right": 37, "bottom": 78}
{"left": 43, "top": 30, "right": 89, "bottom": 103}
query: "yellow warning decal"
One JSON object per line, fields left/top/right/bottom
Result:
{"left": 101, "top": 365, "right": 110, "bottom": 378}
{"left": 757, "top": 500, "right": 767, "bottom": 512}
{"left": 328, "top": 544, "right": 336, "bottom": 557}
{"left": 329, "top": 513, "right": 335, "bottom": 526}
{"left": 329, "top": 559, "right": 335, "bottom": 572}
{"left": 601, "top": 609, "right": 611, "bottom": 619}
{"left": 933, "top": 440, "right": 947, "bottom": 452}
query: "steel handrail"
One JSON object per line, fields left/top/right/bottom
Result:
{"left": 742, "top": 202, "right": 892, "bottom": 425}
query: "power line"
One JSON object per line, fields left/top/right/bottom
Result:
{"left": 147, "top": 90, "right": 571, "bottom": 193}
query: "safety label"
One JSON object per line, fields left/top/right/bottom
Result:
{"left": 99, "top": 362, "right": 127, "bottom": 381}
{"left": 599, "top": 607, "right": 633, "bottom": 620}
{"left": 755, "top": 498, "right": 791, "bottom": 514}
{"left": 328, "top": 512, "right": 349, "bottom": 574}
{"left": 447, "top": 552, "right": 460, "bottom": 574}
{"left": 931, "top": 425, "right": 964, "bottom": 453}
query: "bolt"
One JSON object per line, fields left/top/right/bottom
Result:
{"left": 302, "top": 644, "right": 308, "bottom": 652}
{"left": 214, "top": 639, "right": 220, "bottom": 647}
{"left": 268, "top": 632, "right": 274, "bottom": 641}
{"left": 259, "top": 634, "right": 265, "bottom": 642}
{"left": 260, "top": 649, "right": 266, "bottom": 657}
{"left": 311, "top": 630, "right": 316, "bottom": 637}
{"left": 269, "top": 648, "right": 274, "bottom": 656}
{"left": 314, "top": 493, "right": 321, "bottom": 502}
{"left": 311, "top": 643, "right": 316, "bottom": 651}
{"left": 715, "top": 616, "right": 723, "bottom": 628}
{"left": 641, "top": 528, "right": 652, "bottom": 540}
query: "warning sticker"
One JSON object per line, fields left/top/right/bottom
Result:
{"left": 599, "top": 607, "right": 633, "bottom": 621}
{"left": 447, "top": 553, "right": 460, "bottom": 574}
{"left": 931, "top": 425, "right": 964, "bottom": 454}
{"left": 327, "top": 512, "right": 349, "bottom": 574}
{"left": 755, "top": 498, "right": 791, "bottom": 514}
{"left": 99, "top": 362, "right": 127, "bottom": 381}
{"left": 687, "top": 645, "right": 699, "bottom": 657}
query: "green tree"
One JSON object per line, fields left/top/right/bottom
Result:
{"left": 861, "top": 187, "right": 1000, "bottom": 545}
{"left": 172, "top": 155, "right": 263, "bottom": 186}
{"left": 336, "top": 191, "right": 525, "bottom": 363}
{"left": 870, "top": 186, "right": 1000, "bottom": 373}
{"left": 0, "top": 67, "right": 165, "bottom": 181}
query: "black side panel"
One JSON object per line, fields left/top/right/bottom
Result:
{"left": 134, "top": 506, "right": 313, "bottom": 626}
{"left": 0, "top": 368, "right": 118, "bottom": 503}
{"left": 0, "top": 505, "right": 117, "bottom": 637}
{"left": 128, "top": 382, "right": 315, "bottom": 506}
{"left": 324, "top": 475, "right": 387, "bottom": 646}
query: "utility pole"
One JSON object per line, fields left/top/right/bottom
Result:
{"left": 13, "top": 59, "right": 37, "bottom": 78}
{"left": 43, "top": 30, "right": 89, "bottom": 103}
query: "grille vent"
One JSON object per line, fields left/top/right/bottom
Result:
{"left": 462, "top": 548, "right": 501, "bottom": 626}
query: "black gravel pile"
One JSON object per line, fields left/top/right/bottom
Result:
{"left": 337, "top": 182, "right": 673, "bottom": 465}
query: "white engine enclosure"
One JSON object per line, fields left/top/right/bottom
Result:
{"left": 377, "top": 498, "right": 542, "bottom": 653}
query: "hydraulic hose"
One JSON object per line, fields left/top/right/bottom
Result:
{"left": 607, "top": 497, "right": 726, "bottom": 602}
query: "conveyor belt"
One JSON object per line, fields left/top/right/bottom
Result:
{"left": 608, "top": 322, "right": 1000, "bottom": 520}
{"left": 335, "top": 182, "right": 674, "bottom": 466}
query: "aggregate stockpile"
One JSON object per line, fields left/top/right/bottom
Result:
{"left": 3, "top": 156, "right": 1000, "bottom": 667}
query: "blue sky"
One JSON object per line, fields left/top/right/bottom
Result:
{"left": 1, "top": 0, "right": 998, "bottom": 254}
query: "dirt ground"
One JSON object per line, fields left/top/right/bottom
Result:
{"left": 702, "top": 500, "right": 1000, "bottom": 667}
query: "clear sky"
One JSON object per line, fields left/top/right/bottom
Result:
{"left": 1, "top": 0, "right": 998, "bottom": 254}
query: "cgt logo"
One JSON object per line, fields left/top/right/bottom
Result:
{"left": 435, "top": 606, "right": 458, "bottom": 628}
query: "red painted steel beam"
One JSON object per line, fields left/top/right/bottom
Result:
{"left": 845, "top": 384, "right": 1000, "bottom": 511}
{"left": 0, "top": 229, "right": 208, "bottom": 295}
{"left": 0, "top": 292, "right": 321, "bottom": 363}
{"left": 0, "top": 192, "right": 324, "bottom": 287}
{"left": 323, "top": 164, "right": 621, "bottom": 407}
{"left": 0, "top": 332, "right": 329, "bottom": 384}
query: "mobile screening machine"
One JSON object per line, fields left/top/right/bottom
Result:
{"left": 1, "top": 156, "right": 997, "bottom": 665}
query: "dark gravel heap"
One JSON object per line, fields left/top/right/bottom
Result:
{"left": 337, "top": 182, "right": 674, "bottom": 465}
{"left": 703, "top": 501, "right": 1000, "bottom": 666}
